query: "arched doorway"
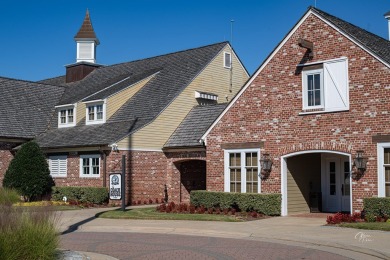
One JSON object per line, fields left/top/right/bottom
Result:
{"left": 281, "top": 150, "right": 352, "bottom": 216}
{"left": 175, "top": 160, "right": 206, "bottom": 202}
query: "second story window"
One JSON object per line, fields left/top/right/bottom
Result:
{"left": 224, "top": 52, "right": 232, "bottom": 68}
{"left": 86, "top": 102, "right": 105, "bottom": 125}
{"left": 58, "top": 106, "right": 75, "bottom": 128}
{"left": 303, "top": 68, "right": 324, "bottom": 109}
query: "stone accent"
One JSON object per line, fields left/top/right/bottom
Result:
{"left": 0, "top": 142, "right": 17, "bottom": 186}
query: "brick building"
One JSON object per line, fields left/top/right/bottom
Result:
{"left": 0, "top": 11, "right": 249, "bottom": 205}
{"left": 202, "top": 7, "right": 390, "bottom": 216}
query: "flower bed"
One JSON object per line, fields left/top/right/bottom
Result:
{"left": 156, "top": 202, "right": 268, "bottom": 221}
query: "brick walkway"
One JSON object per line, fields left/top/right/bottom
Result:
{"left": 60, "top": 232, "right": 350, "bottom": 260}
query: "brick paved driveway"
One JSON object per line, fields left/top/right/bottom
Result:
{"left": 60, "top": 232, "right": 350, "bottom": 260}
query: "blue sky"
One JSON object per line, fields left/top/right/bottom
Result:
{"left": 1, "top": 0, "right": 389, "bottom": 81}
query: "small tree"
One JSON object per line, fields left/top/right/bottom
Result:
{"left": 3, "top": 141, "right": 54, "bottom": 201}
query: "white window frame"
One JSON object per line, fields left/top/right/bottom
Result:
{"left": 224, "top": 52, "right": 232, "bottom": 68}
{"left": 80, "top": 154, "right": 101, "bottom": 178}
{"left": 48, "top": 155, "right": 67, "bottom": 177}
{"left": 223, "top": 149, "right": 261, "bottom": 193}
{"left": 302, "top": 68, "right": 324, "bottom": 110}
{"left": 377, "top": 143, "right": 390, "bottom": 197}
{"left": 57, "top": 105, "right": 76, "bottom": 128}
{"left": 85, "top": 100, "right": 106, "bottom": 125}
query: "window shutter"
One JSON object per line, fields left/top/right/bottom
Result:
{"left": 49, "top": 156, "right": 67, "bottom": 176}
{"left": 79, "top": 43, "right": 92, "bottom": 59}
{"left": 323, "top": 59, "right": 349, "bottom": 111}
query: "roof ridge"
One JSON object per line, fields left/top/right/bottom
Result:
{"left": 310, "top": 6, "right": 389, "bottom": 43}
{"left": 0, "top": 76, "right": 65, "bottom": 89}
{"left": 104, "top": 41, "right": 229, "bottom": 69}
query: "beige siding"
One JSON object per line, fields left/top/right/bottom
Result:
{"left": 106, "top": 76, "right": 155, "bottom": 120}
{"left": 287, "top": 154, "right": 321, "bottom": 214}
{"left": 117, "top": 45, "right": 249, "bottom": 149}
{"left": 76, "top": 102, "right": 86, "bottom": 124}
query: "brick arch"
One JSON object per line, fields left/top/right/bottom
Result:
{"left": 278, "top": 141, "right": 353, "bottom": 156}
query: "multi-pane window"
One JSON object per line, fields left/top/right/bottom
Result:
{"left": 229, "top": 153, "right": 241, "bottom": 192}
{"left": 307, "top": 73, "right": 321, "bottom": 107}
{"left": 86, "top": 104, "right": 105, "bottom": 124}
{"left": 224, "top": 52, "right": 232, "bottom": 68}
{"left": 48, "top": 155, "right": 67, "bottom": 177}
{"left": 96, "top": 105, "right": 103, "bottom": 120}
{"left": 303, "top": 69, "right": 323, "bottom": 109}
{"left": 225, "top": 149, "right": 260, "bottom": 193}
{"left": 246, "top": 153, "right": 258, "bottom": 193}
{"left": 343, "top": 161, "right": 350, "bottom": 196}
{"left": 329, "top": 162, "right": 336, "bottom": 195}
{"left": 80, "top": 155, "right": 100, "bottom": 177}
{"left": 384, "top": 148, "right": 390, "bottom": 197}
{"left": 88, "top": 106, "right": 95, "bottom": 121}
{"left": 58, "top": 108, "right": 75, "bottom": 127}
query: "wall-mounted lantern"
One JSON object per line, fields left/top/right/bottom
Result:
{"left": 260, "top": 153, "right": 273, "bottom": 179}
{"left": 352, "top": 150, "right": 368, "bottom": 178}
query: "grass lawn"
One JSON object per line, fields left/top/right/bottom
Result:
{"left": 97, "top": 207, "right": 242, "bottom": 222}
{"left": 338, "top": 222, "right": 390, "bottom": 231}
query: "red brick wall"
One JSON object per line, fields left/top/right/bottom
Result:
{"left": 53, "top": 153, "right": 104, "bottom": 187}
{"left": 0, "top": 142, "right": 16, "bottom": 186}
{"left": 206, "top": 14, "right": 390, "bottom": 212}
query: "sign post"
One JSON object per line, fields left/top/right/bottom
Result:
{"left": 121, "top": 154, "right": 126, "bottom": 211}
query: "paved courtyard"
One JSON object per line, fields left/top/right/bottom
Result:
{"left": 57, "top": 207, "right": 390, "bottom": 260}
{"left": 61, "top": 232, "right": 351, "bottom": 260}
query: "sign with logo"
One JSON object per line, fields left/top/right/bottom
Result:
{"left": 109, "top": 173, "right": 121, "bottom": 200}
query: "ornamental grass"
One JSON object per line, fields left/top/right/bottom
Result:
{"left": 0, "top": 190, "right": 59, "bottom": 260}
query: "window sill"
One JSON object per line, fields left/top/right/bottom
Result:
{"left": 80, "top": 175, "right": 101, "bottom": 178}
{"left": 51, "top": 175, "right": 67, "bottom": 178}
{"left": 299, "top": 108, "right": 349, "bottom": 115}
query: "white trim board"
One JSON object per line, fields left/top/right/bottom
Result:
{"left": 201, "top": 9, "right": 390, "bottom": 145}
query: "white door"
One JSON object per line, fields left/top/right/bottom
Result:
{"left": 324, "top": 157, "right": 350, "bottom": 212}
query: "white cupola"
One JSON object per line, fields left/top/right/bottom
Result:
{"left": 74, "top": 9, "right": 99, "bottom": 63}
{"left": 384, "top": 11, "right": 390, "bottom": 40}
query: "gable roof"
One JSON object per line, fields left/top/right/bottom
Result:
{"left": 311, "top": 7, "right": 390, "bottom": 65}
{"left": 201, "top": 6, "right": 390, "bottom": 143}
{"left": 36, "top": 42, "right": 229, "bottom": 148}
{"left": 164, "top": 103, "right": 227, "bottom": 149}
{"left": 0, "top": 77, "right": 64, "bottom": 139}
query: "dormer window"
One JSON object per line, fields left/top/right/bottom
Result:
{"left": 85, "top": 101, "right": 106, "bottom": 125}
{"left": 224, "top": 52, "right": 232, "bottom": 68}
{"left": 57, "top": 105, "right": 76, "bottom": 128}
{"left": 195, "top": 91, "right": 218, "bottom": 106}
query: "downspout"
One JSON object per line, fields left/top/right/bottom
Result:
{"left": 99, "top": 146, "right": 108, "bottom": 187}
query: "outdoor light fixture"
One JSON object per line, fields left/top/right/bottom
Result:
{"left": 260, "top": 153, "right": 273, "bottom": 179}
{"left": 352, "top": 150, "right": 368, "bottom": 176}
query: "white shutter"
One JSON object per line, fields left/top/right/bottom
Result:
{"left": 324, "top": 58, "right": 349, "bottom": 112}
{"left": 49, "top": 155, "right": 67, "bottom": 176}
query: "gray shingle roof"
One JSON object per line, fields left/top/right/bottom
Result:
{"left": 36, "top": 42, "right": 228, "bottom": 148}
{"left": 311, "top": 7, "right": 390, "bottom": 64}
{"left": 35, "top": 119, "right": 147, "bottom": 148}
{"left": 38, "top": 75, "right": 66, "bottom": 86}
{"left": 164, "top": 103, "right": 227, "bottom": 148}
{"left": 0, "top": 77, "right": 64, "bottom": 139}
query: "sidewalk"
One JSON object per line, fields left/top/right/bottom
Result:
{"left": 57, "top": 206, "right": 390, "bottom": 260}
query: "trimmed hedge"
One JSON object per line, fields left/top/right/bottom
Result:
{"left": 364, "top": 197, "right": 390, "bottom": 216}
{"left": 51, "top": 187, "right": 108, "bottom": 204}
{"left": 190, "top": 191, "right": 281, "bottom": 216}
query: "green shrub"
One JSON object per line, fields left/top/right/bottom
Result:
{"left": 190, "top": 191, "right": 281, "bottom": 216}
{"left": 0, "top": 205, "right": 59, "bottom": 260}
{"left": 51, "top": 186, "right": 108, "bottom": 204}
{"left": 364, "top": 197, "right": 390, "bottom": 217}
{"left": 3, "top": 141, "right": 54, "bottom": 201}
{"left": 0, "top": 188, "right": 20, "bottom": 206}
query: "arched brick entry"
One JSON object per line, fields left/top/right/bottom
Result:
{"left": 175, "top": 160, "right": 206, "bottom": 202}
